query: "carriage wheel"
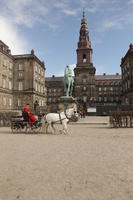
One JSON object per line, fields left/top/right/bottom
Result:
{"left": 11, "top": 123, "right": 22, "bottom": 133}
{"left": 25, "top": 123, "right": 32, "bottom": 133}
{"left": 32, "top": 125, "right": 42, "bottom": 133}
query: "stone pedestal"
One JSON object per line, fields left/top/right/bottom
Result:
{"left": 59, "top": 96, "right": 77, "bottom": 111}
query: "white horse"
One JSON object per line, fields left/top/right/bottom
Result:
{"left": 45, "top": 107, "right": 78, "bottom": 134}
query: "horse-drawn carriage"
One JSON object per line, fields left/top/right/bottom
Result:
{"left": 11, "top": 113, "right": 43, "bottom": 133}
{"left": 10, "top": 107, "right": 78, "bottom": 134}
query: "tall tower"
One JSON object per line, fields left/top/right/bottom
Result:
{"left": 74, "top": 10, "right": 96, "bottom": 110}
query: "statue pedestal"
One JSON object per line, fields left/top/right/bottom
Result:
{"left": 59, "top": 96, "right": 77, "bottom": 111}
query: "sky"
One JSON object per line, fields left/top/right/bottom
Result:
{"left": 0, "top": 0, "right": 133, "bottom": 76}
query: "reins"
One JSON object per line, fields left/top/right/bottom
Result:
{"left": 51, "top": 112, "right": 67, "bottom": 124}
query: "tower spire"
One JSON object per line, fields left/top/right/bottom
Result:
{"left": 82, "top": 8, "right": 86, "bottom": 24}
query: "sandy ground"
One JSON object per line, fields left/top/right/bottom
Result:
{"left": 0, "top": 119, "right": 133, "bottom": 200}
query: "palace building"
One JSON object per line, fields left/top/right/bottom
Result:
{"left": 46, "top": 11, "right": 125, "bottom": 113}
{"left": 0, "top": 11, "right": 133, "bottom": 114}
{"left": 0, "top": 40, "right": 46, "bottom": 112}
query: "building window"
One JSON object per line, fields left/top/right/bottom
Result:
{"left": 83, "top": 54, "right": 86, "bottom": 63}
{"left": 2, "top": 78, "right": 6, "bottom": 88}
{"left": 116, "top": 97, "right": 119, "bottom": 102}
{"left": 128, "top": 80, "right": 130, "bottom": 89}
{"left": 41, "top": 70, "right": 44, "bottom": 76}
{"left": 83, "top": 86, "right": 86, "bottom": 91}
{"left": 38, "top": 84, "right": 40, "bottom": 93}
{"left": 49, "top": 98, "right": 51, "bottom": 103}
{"left": 8, "top": 80, "right": 12, "bottom": 90}
{"left": 38, "top": 67, "right": 41, "bottom": 74}
{"left": 9, "top": 62, "right": 13, "bottom": 70}
{"left": 104, "top": 87, "right": 107, "bottom": 92}
{"left": 83, "top": 96, "right": 87, "bottom": 102}
{"left": 3, "top": 59, "right": 7, "bottom": 66}
{"left": 99, "top": 97, "right": 102, "bottom": 102}
{"left": 111, "top": 97, "right": 113, "bottom": 102}
{"left": 3, "top": 97, "right": 6, "bottom": 106}
{"left": 35, "top": 83, "right": 38, "bottom": 91}
{"left": 110, "top": 87, "right": 113, "bottom": 91}
{"left": 18, "top": 81, "right": 23, "bottom": 90}
{"left": 18, "top": 98, "right": 22, "bottom": 106}
{"left": 41, "top": 86, "right": 43, "bottom": 93}
{"left": 41, "top": 100, "right": 44, "bottom": 106}
{"left": 18, "top": 63, "right": 23, "bottom": 70}
{"left": 35, "top": 65, "right": 38, "bottom": 72}
{"left": 83, "top": 78, "right": 87, "bottom": 84}
{"left": 19, "top": 72, "right": 23, "bottom": 77}
{"left": 104, "top": 97, "right": 107, "bottom": 102}
{"left": 9, "top": 98, "right": 12, "bottom": 106}
{"left": 9, "top": 71, "right": 12, "bottom": 77}
{"left": 98, "top": 87, "right": 102, "bottom": 92}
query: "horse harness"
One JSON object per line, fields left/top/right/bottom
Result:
{"left": 52, "top": 110, "right": 74, "bottom": 124}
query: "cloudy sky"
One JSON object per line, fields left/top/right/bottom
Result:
{"left": 0, "top": 0, "right": 133, "bottom": 76}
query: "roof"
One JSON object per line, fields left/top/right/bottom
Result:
{"left": 46, "top": 76, "right": 64, "bottom": 82}
{"left": 95, "top": 74, "right": 121, "bottom": 80}
{"left": 13, "top": 54, "right": 45, "bottom": 69}
{"left": 0, "top": 40, "right": 9, "bottom": 48}
{"left": 46, "top": 74, "right": 121, "bottom": 82}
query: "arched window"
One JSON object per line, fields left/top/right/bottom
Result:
{"left": 83, "top": 54, "right": 86, "bottom": 63}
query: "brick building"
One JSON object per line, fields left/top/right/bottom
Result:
{"left": 0, "top": 40, "right": 46, "bottom": 112}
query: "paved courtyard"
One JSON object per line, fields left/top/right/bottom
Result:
{"left": 0, "top": 117, "right": 133, "bottom": 200}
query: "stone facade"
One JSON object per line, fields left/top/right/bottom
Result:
{"left": 0, "top": 40, "right": 14, "bottom": 111}
{"left": 121, "top": 43, "right": 133, "bottom": 104}
{"left": 0, "top": 41, "right": 46, "bottom": 112}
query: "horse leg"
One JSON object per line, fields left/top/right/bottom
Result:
{"left": 46, "top": 123, "right": 49, "bottom": 134}
{"left": 46, "top": 121, "right": 54, "bottom": 134}
{"left": 62, "top": 120, "right": 68, "bottom": 134}
{"left": 51, "top": 123, "right": 56, "bottom": 134}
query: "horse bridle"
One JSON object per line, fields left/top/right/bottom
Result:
{"left": 64, "top": 109, "right": 77, "bottom": 121}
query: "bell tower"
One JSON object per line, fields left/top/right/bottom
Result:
{"left": 74, "top": 9, "right": 96, "bottom": 110}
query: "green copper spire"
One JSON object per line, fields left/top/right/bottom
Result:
{"left": 82, "top": 8, "right": 86, "bottom": 24}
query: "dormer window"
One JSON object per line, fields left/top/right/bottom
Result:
{"left": 83, "top": 54, "right": 86, "bottom": 63}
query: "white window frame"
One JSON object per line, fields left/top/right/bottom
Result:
{"left": 2, "top": 78, "right": 6, "bottom": 88}
{"left": 18, "top": 81, "right": 23, "bottom": 91}
{"left": 9, "top": 98, "right": 12, "bottom": 106}
{"left": 19, "top": 71, "right": 23, "bottom": 77}
{"left": 9, "top": 62, "right": 13, "bottom": 70}
{"left": 3, "top": 97, "right": 6, "bottom": 106}
{"left": 19, "top": 63, "right": 23, "bottom": 71}
{"left": 8, "top": 80, "right": 12, "bottom": 90}
{"left": 18, "top": 98, "right": 22, "bottom": 106}
{"left": 98, "top": 87, "right": 102, "bottom": 92}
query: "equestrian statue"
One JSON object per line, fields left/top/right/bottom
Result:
{"left": 63, "top": 65, "right": 74, "bottom": 97}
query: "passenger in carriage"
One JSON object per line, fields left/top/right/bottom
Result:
{"left": 23, "top": 103, "right": 30, "bottom": 122}
{"left": 23, "top": 103, "right": 37, "bottom": 123}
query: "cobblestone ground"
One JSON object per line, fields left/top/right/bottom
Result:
{"left": 0, "top": 119, "right": 133, "bottom": 200}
